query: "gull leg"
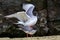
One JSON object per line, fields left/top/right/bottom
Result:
{"left": 30, "top": 35, "right": 32, "bottom": 37}
{"left": 26, "top": 33, "right": 28, "bottom": 37}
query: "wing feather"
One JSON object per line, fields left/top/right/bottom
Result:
{"left": 5, "top": 11, "right": 30, "bottom": 21}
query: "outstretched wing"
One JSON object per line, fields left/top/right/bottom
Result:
{"left": 5, "top": 11, "right": 30, "bottom": 21}
{"left": 23, "top": 4, "right": 35, "bottom": 17}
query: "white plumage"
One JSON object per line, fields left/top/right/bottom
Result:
{"left": 5, "top": 3, "right": 38, "bottom": 35}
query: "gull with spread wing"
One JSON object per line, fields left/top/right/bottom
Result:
{"left": 5, "top": 3, "right": 38, "bottom": 37}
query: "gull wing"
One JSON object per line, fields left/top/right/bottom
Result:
{"left": 5, "top": 11, "right": 30, "bottom": 21}
{"left": 23, "top": 4, "right": 35, "bottom": 17}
